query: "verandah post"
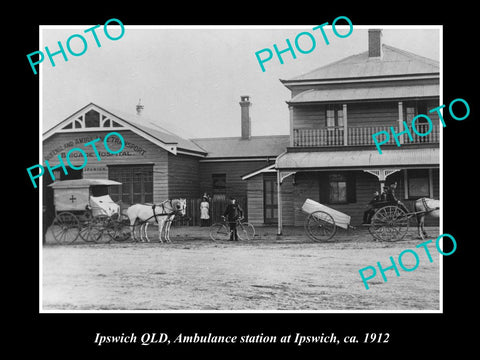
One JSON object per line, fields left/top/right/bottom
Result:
{"left": 398, "top": 101, "right": 404, "bottom": 144}
{"left": 289, "top": 105, "right": 294, "bottom": 147}
{"left": 277, "top": 170, "right": 282, "bottom": 236}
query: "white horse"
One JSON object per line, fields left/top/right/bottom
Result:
{"left": 413, "top": 197, "right": 440, "bottom": 240}
{"left": 126, "top": 199, "right": 186, "bottom": 243}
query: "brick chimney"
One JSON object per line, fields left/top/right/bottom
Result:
{"left": 239, "top": 95, "right": 251, "bottom": 140}
{"left": 368, "top": 29, "right": 383, "bottom": 58}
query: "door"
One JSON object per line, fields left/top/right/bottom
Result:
{"left": 326, "top": 105, "right": 344, "bottom": 145}
{"left": 263, "top": 176, "right": 278, "bottom": 224}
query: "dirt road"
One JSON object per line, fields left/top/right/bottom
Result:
{"left": 42, "top": 227, "right": 440, "bottom": 311}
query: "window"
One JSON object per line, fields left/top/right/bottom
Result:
{"left": 319, "top": 172, "right": 356, "bottom": 204}
{"left": 407, "top": 169, "right": 430, "bottom": 199}
{"left": 328, "top": 174, "right": 347, "bottom": 203}
{"left": 212, "top": 174, "right": 226, "bottom": 194}
{"left": 108, "top": 165, "right": 153, "bottom": 204}
{"left": 326, "top": 105, "right": 344, "bottom": 128}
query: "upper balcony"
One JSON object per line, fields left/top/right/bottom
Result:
{"left": 288, "top": 95, "right": 441, "bottom": 149}
{"left": 292, "top": 123, "right": 440, "bottom": 147}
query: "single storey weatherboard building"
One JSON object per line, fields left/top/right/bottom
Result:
{"left": 42, "top": 98, "right": 289, "bottom": 224}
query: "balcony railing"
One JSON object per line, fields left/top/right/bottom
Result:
{"left": 293, "top": 124, "right": 439, "bottom": 147}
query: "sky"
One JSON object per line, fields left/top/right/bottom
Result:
{"left": 40, "top": 25, "right": 440, "bottom": 139}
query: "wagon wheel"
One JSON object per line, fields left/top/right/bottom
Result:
{"left": 79, "top": 215, "right": 107, "bottom": 243}
{"left": 78, "top": 210, "right": 97, "bottom": 243}
{"left": 105, "top": 213, "right": 132, "bottom": 242}
{"left": 369, "top": 205, "right": 409, "bottom": 242}
{"left": 51, "top": 212, "right": 81, "bottom": 244}
{"left": 304, "top": 210, "right": 337, "bottom": 242}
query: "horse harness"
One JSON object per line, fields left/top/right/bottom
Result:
{"left": 151, "top": 200, "right": 178, "bottom": 224}
{"left": 421, "top": 197, "right": 440, "bottom": 215}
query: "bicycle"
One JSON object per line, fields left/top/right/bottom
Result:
{"left": 209, "top": 217, "right": 255, "bottom": 241}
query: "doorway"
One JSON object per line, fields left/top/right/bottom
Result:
{"left": 263, "top": 175, "right": 278, "bottom": 224}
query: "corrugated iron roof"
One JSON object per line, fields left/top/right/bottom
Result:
{"left": 283, "top": 45, "right": 439, "bottom": 82}
{"left": 192, "top": 135, "right": 290, "bottom": 159}
{"left": 289, "top": 83, "right": 439, "bottom": 104}
{"left": 99, "top": 106, "right": 207, "bottom": 155}
{"left": 43, "top": 103, "right": 208, "bottom": 156}
{"left": 276, "top": 147, "right": 440, "bottom": 170}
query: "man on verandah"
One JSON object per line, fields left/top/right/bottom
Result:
{"left": 222, "top": 197, "right": 244, "bottom": 241}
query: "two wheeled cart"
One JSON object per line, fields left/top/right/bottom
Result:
{"left": 302, "top": 198, "right": 421, "bottom": 242}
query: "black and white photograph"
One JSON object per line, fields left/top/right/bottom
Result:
{"left": 15, "top": 8, "right": 477, "bottom": 355}
{"left": 39, "top": 25, "right": 442, "bottom": 312}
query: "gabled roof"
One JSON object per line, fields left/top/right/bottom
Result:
{"left": 281, "top": 44, "right": 439, "bottom": 84}
{"left": 43, "top": 103, "right": 289, "bottom": 160}
{"left": 43, "top": 103, "right": 207, "bottom": 157}
{"left": 191, "top": 135, "right": 290, "bottom": 159}
{"left": 102, "top": 106, "right": 207, "bottom": 156}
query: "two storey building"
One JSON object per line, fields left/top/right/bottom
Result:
{"left": 243, "top": 29, "right": 440, "bottom": 232}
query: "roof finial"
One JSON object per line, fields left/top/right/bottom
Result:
{"left": 136, "top": 98, "right": 144, "bottom": 115}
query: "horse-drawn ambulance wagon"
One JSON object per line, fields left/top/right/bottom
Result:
{"left": 48, "top": 179, "right": 131, "bottom": 244}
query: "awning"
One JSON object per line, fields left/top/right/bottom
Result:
{"left": 48, "top": 179, "right": 122, "bottom": 189}
{"left": 241, "top": 164, "right": 276, "bottom": 180}
{"left": 276, "top": 147, "right": 440, "bottom": 171}
{"left": 288, "top": 84, "right": 439, "bottom": 104}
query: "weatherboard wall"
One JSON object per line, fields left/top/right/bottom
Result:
{"left": 43, "top": 130, "right": 170, "bottom": 203}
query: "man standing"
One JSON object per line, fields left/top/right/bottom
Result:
{"left": 222, "top": 197, "right": 244, "bottom": 241}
